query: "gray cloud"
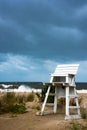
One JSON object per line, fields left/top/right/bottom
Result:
{"left": 0, "top": 53, "right": 87, "bottom": 82}
{"left": 0, "top": 0, "right": 87, "bottom": 62}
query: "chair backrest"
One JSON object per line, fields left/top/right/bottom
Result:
{"left": 53, "top": 64, "right": 79, "bottom": 76}
{"left": 50, "top": 64, "right": 79, "bottom": 84}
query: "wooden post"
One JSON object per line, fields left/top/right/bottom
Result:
{"left": 65, "top": 86, "right": 69, "bottom": 116}
{"left": 54, "top": 86, "right": 58, "bottom": 113}
{"left": 41, "top": 86, "right": 51, "bottom": 115}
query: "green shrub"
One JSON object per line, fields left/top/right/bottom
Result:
{"left": 70, "top": 122, "right": 80, "bottom": 130}
{"left": 69, "top": 121, "right": 87, "bottom": 130}
{"left": 11, "top": 104, "right": 26, "bottom": 113}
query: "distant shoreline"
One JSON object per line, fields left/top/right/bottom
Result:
{"left": 0, "top": 82, "right": 87, "bottom": 90}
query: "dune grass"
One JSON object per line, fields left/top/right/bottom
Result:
{"left": 0, "top": 92, "right": 35, "bottom": 114}
{"left": 69, "top": 120, "right": 87, "bottom": 130}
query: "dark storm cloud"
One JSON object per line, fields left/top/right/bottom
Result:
{"left": 0, "top": 0, "right": 87, "bottom": 61}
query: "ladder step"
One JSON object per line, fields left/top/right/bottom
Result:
{"left": 59, "top": 96, "right": 66, "bottom": 98}
{"left": 65, "top": 115, "right": 81, "bottom": 120}
{"left": 46, "top": 103, "right": 54, "bottom": 106}
{"left": 49, "top": 93, "right": 57, "bottom": 96}
{"left": 69, "top": 106, "right": 80, "bottom": 109}
{"left": 68, "top": 95, "right": 78, "bottom": 98}
{"left": 36, "top": 110, "right": 54, "bottom": 116}
{"left": 42, "top": 110, "right": 54, "bottom": 115}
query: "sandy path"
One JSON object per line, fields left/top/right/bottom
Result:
{"left": 0, "top": 110, "right": 67, "bottom": 130}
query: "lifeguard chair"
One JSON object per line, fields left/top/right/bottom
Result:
{"left": 40, "top": 64, "right": 81, "bottom": 120}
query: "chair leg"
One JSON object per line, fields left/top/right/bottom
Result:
{"left": 41, "top": 86, "right": 51, "bottom": 115}
{"left": 65, "top": 86, "right": 69, "bottom": 116}
{"left": 54, "top": 86, "right": 58, "bottom": 113}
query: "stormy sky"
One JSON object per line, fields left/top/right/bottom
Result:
{"left": 0, "top": 0, "right": 87, "bottom": 82}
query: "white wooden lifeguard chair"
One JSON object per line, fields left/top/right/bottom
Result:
{"left": 40, "top": 64, "right": 81, "bottom": 120}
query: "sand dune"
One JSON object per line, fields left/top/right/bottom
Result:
{"left": 0, "top": 93, "right": 87, "bottom": 130}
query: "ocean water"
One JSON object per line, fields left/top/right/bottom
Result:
{"left": 0, "top": 82, "right": 87, "bottom": 93}
{"left": 0, "top": 82, "right": 42, "bottom": 92}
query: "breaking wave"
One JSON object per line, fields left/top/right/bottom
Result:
{"left": 0, "top": 84, "right": 41, "bottom": 92}
{"left": 77, "top": 89, "right": 87, "bottom": 93}
{"left": 14, "top": 85, "right": 41, "bottom": 92}
{"left": 0, "top": 83, "right": 87, "bottom": 93}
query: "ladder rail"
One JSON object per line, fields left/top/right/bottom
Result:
{"left": 41, "top": 86, "right": 51, "bottom": 115}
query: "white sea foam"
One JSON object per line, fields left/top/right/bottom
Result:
{"left": 13, "top": 85, "right": 32, "bottom": 92}
{"left": 1, "top": 84, "right": 13, "bottom": 88}
{"left": 77, "top": 89, "right": 87, "bottom": 93}
{"left": 0, "top": 84, "right": 87, "bottom": 93}
{"left": 15, "top": 85, "right": 41, "bottom": 92}
{"left": 0, "top": 84, "right": 41, "bottom": 93}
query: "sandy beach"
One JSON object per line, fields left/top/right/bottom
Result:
{"left": 0, "top": 93, "right": 87, "bottom": 130}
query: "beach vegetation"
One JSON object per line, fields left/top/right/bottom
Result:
{"left": 11, "top": 104, "right": 26, "bottom": 113}
{"left": 26, "top": 92, "right": 35, "bottom": 102}
{"left": 0, "top": 92, "right": 27, "bottom": 114}
{"left": 69, "top": 121, "right": 87, "bottom": 130}
{"left": 41, "top": 85, "right": 55, "bottom": 103}
{"left": 16, "top": 95, "right": 24, "bottom": 103}
{"left": 0, "top": 92, "right": 16, "bottom": 113}
{"left": 36, "top": 92, "right": 42, "bottom": 102}
{"left": 35, "top": 105, "right": 41, "bottom": 110}
{"left": 81, "top": 107, "right": 87, "bottom": 119}
{"left": 31, "top": 105, "right": 41, "bottom": 110}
